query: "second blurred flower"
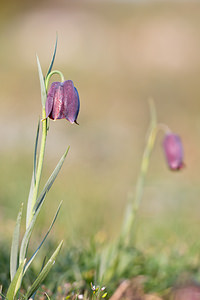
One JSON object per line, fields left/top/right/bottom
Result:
{"left": 163, "top": 133, "right": 184, "bottom": 170}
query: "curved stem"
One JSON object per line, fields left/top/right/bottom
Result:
{"left": 157, "top": 123, "right": 171, "bottom": 134}
{"left": 45, "top": 70, "right": 65, "bottom": 91}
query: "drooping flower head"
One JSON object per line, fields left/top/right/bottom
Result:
{"left": 45, "top": 80, "right": 80, "bottom": 124}
{"left": 163, "top": 133, "right": 184, "bottom": 170}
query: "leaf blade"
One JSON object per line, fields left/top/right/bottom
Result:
{"left": 26, "top": 119, "right": 40, "bottom": 229}
{"left": 20, "top": 148, "right": 68, "bottom": 271}
{"left": 34, "top": 147, "right": 69, "bottom": 213}
{"left": 34, "top": 118, "right": 40, "bottom": 184}
{"left": 36, "top": 55, "right": 47, "bottom": 108}
{"left": 10, "top": 203, "right": 23, "bottom": 281}
{"left": 19, "top": 203, "right": 41, "bottom": 265}
{"left": 25, "top": 241, "right": 63, "bottom": 299}
{"left": 24, "top": 202, "right": 62, "bottom": 274}
{"left": 6, "top": 259, "right": 26, "bottom": 299}
{"left": 46, "top": 34, "right": 58, "bottom": 77}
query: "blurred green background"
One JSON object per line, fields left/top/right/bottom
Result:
{"left": 1, "top": 0, "right": 200, "bottom": 257}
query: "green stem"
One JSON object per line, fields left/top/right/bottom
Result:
{"left": 29, "top": 108, "right": 47, "bottom": 224}
{"left": 27, "top": 70, "right": 64, "bottom": 227}
{"left": 134, "top": 124, "right": 157, "bottom": 214}
{"left": 121, "top": 99, "right": 158, "bottom": 245}
{"left": 45, "top": 70, "right": 65, "bottom": 91}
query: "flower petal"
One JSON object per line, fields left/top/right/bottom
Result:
{"left": 45, "top": 80, "right": 80, "bottom": 124}
{"left": 63, "top": 80, "right": 80, "bottom": 124}
{"left": 163, "top": 133, "right": 184, "bottom": 170}
{"left": 45, "top": 82, "right": 60, "bottom": 119}
{"left": 51, "top": 83, "right": 64, "bottom": 120}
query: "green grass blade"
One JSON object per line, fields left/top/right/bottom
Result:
{"left": 19, "top": 203, "right": 41, "bottom": 265}
{"left": 46, "top": 34, "right": 58, "bottom": 77}
{"left": 31, "top": 256, "right": 47, "bottom": 300}
{"left": 6, "top": 259, "right": 26, "bottom": 300}
{"left": 25, "top": 241, "right": 63, "bottom": 299}
{"left": 26, "top": 120, "right": 40, "bottom": 229}
{"left": 24, "top": 202, "right": 62, "bottom": 274}
{"left": 10, "top": 203, "right": 23, "bottom": 281}
{"left": 34, "top": 118, "right": 40, "bottom": 184}
{"left": 36, "top": 55, "right": 47, "bottom": 108}
{"left": 26, "top": 172, "right": 34, "bottom": 229}
{"left": 0, "top": 292, "right": 6, "bottom": 299}
{"left": 44, "top": 292, "right": 51, "bottom": 300}
{"left": 20, "top": 171, "right": 63, "bottom": 267}
{"left": 20, "top": 195, "right": 46, "bottom": 265}
{"left": 20, "top": 149, "right": 68, "bottom": 269}
{"left": 120, "top": 98, "right": 157, "bottom": 245}
{"left": 34, "top": 147, "right": 69, "bottom": 213}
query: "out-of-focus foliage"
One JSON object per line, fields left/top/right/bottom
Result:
{"left": 1, "top": 0, "right": 200, "bottom": 243}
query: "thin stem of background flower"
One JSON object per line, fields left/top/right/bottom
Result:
{"left": 120, "top": 98, "right": 158, "bottom": 245}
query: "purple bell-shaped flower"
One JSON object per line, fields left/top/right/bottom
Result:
{"left": 163, "top": 133, "right": 184, "bottom": 170}
{"left": 45, "top": 80, "right": 80, "bottom": 124}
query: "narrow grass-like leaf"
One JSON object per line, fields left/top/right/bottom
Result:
{"left": 20, "top": 195, "right": 47, "bottom": 265}
{"left": 98, "top": 241, "right": 119, "bottom": 284}
{"left": 26, "top": 119, "right": 40, "bottom": 229}
{"left": 10, "top": 203, "right": 23, "bottom": 281}
{"left": 6, "top": 259, "right": 26, "bottom": 300}
{"left": 19, "top": 147, "right": 66, "bottom": 266}
{"left": 34, "top": 118, "right": 40, "bottom": 184}
{"left": 25, "top": 241, "right": 63, "bottom": 299}
{"left": 31, "top": 257, "right": 47, "bottom": 300}
{"left": 46, "top": 34, "right": 58, "bottom": 78}
{"left": 0, "top": 292, "right": 6, "bottom": 299}
{"left": 20, "top": 149, "right": 68, "bottom": 270}
{"left": 36, "top": 55, "right": 47, "bottom": 108}
{"left": 19, "top": 201, "right": 42, "bottom": 265}
{"left": 24, "top": 202, "right": 62, "bottom": 274}
{"left": 34, "top": 147, "right": 69, "bottom": 213}
{"left": 26, "top": 172, "right": 34, "bottom": 230}
{"left": 0, "top": 285, "right": 6, "bottom": 299}
{"left": 44, "top": 292, "right": 51, "bottom": 300}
